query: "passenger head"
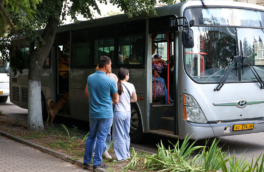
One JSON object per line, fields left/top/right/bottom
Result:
{"left": 117, "top": 67, "right": 129, "bottom": 95}
{"left": 98, "top": 56, "right": 111, "bottom": 73}
{"left": 153, "top": 54, "right": 161, "bottom": 60}
{"left": 119, "top": 54, "right": 124, "bottom": 64}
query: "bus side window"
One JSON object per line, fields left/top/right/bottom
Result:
{"left": 94, "top": 39, "right": 115, "bottom": 65}
{"left": 118, "top": 35, "right": 144, "bottom": 65}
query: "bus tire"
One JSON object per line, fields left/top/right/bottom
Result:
{"left": 130, "top": 103, "right": 146, "bottom": 143}
{"left": 41, "top": 94, "right": 48, "bottom": 121}
{"left": 0, "top": 96, "right": 8, "bottom": 103}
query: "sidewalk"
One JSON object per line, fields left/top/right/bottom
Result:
{"left": 0, "top": 135, "right": 89, "bottom": 172}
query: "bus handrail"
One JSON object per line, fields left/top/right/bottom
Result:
{"left": 186, "top": 51, "right": 208, "bottom": 55}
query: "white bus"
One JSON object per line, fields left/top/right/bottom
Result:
{"left": 0, "top": 61, "right": 9, "bottom": 103}
{"left": 9, "top": 1, "right": 264, "bottom": 142}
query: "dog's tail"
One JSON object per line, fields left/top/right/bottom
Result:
{"left": 47, "top": 99, "right": 53, "bottom": 110}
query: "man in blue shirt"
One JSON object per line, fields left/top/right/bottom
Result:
{"left": 83, "top": 56, "right": 119, "bottom": 169}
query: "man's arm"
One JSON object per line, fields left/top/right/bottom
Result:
{"left": 154, "top": 58, "right": 166, "bottom": 64}
{"left": 111, "top": 92, "right": 119, "bottom": 104}
{"left": 84, "top": 84, "right": 89, "bottom": 98}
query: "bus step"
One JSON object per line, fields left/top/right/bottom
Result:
{"left": 161, "top": 117, "right": 174, "bottom": 120}
{"left": 149, "top": 129, "right": 178, "bottom": 139}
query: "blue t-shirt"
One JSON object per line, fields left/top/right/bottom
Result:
{"left": 87, "top": 71, "right": 117, "bottom": 118}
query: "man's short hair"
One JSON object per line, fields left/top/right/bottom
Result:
{"left": 98, "top": 56, "right": 111, "bottom": 68}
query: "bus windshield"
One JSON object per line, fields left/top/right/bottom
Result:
{"left": 0, "top": 61, "right": 9, "bottom": 73}
{"left": 185, "top": 27, "right": 264, "bottom": 83}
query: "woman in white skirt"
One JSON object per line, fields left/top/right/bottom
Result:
{"left": 113, "top": 67, "right": 137, "bottom": 162}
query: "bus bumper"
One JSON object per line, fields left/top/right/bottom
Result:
{"left": 186, "top": 119, "right": 264, "bottom": 140}
{"left": 0, "top": 88, "right": 9, "bottom": 96}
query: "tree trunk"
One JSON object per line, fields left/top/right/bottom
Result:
{"left": 28, "top": 16, "right": 59, "bottom": 130}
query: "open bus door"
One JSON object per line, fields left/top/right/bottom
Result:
{"left": 53, "top": 40, "right": 70, "bottom": 115}
{"left": 149, "top": 32, "right": 178, "bottom": 137}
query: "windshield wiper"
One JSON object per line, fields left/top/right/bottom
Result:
{"left": 240, "top": 41, "right": 264, "bottom": 89}
{"left": 242, "top": 56, "right": 264, "bottom": 89}
{"left": 214, "top": 56, "right": 239, "bottom": 91}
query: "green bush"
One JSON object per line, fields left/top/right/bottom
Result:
{"left": 126, "top": 135, "right": 264, "bottom": 172}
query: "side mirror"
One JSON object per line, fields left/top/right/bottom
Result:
{"left": 182, "top": 29, "right": 194, "bottom": 48}
{"left": 189, "top": 20, "right": 195, "bottom": 27}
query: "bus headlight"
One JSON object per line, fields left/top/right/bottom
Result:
{"left": 183, "top": 94, "right": 207, "bottom": 123}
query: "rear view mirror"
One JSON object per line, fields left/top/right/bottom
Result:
{"left": 182, "top": 29, "right": 194, "bottom": 48}
{"left": 189, "top": 20, "right": 195, "bottom": 27}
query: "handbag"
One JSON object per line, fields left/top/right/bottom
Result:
{"left": 152, "top": 81, "right": 165, "bottom": 97}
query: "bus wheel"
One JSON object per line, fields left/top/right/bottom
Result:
{"left": 0, "top": 96, "right": 8, "bottom": 103}
{"left": 130, "top": 103, "right": 145, "bottom": 143}
{"left": 41, "top": 94, "right": 48, "bottom": 121}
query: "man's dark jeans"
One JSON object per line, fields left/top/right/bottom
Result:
{"left": 83, "top": 118, "right": 111, "bottom": 166}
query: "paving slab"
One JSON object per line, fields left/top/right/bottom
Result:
{"left": 0, "top": 135, "right": 89, "bottom": 172}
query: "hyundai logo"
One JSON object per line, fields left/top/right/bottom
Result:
{"left": 237, "top": 100, "right": 247, "bottom": 108}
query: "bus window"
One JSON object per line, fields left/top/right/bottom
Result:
{"left": 118, "top": 35, "right": 144, "bottom": 65}
{"left": 71, "top": 29, "right": 91, "bottom": 68}
{"left": 185, "top": 27, "right": 237, "bottom": 82}
{"left": 0, "top": 61, "right": 9, "bottom": 73}
{"left": 237, "top": 28, "right": 264, "bottom": 81}
{"left": 71, "top": 42, "right": 90, "bottom": 68}
{"left": 21, "top": 47, "right": 30, "bottom": 68}
{"left": 94, "top": 39, "right": 114, "bottom": 65}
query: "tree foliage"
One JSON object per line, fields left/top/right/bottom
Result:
{"left": 0, "top": 0, "right": 42, "bottom": 36}
{"left": 0, "top": 0, "right": 42, "bottom": 71}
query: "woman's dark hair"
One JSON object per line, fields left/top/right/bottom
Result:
{"left": 117, "top": 67, "right": 129, "bottom": 95}
{"left": 98, "top": 56, "right": 111, "bottom": 68}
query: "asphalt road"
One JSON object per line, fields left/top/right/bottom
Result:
{"left": 2, "top": 97, "right": 264, "bottom": 164}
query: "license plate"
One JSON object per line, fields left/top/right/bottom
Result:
{"left": 233, "top": 123, "right": 254, "bottom": 131}
{"left": 0, "top": 91, "right": 2, "bottom": 94}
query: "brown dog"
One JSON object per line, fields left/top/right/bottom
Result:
{"left": 46, "top": 93, "right": 69, "bottom": 126}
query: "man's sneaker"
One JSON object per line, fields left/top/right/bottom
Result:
{"left": 83, "top": 162, "right": 91, "bottom": 169}
{"left": 102, "top": 150, "right": 112, "bottom": 159}
{"left": 93, "top": 163, "right": 108, "bottom": 170}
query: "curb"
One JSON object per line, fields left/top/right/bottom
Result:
{"left": 0, "top": 130, "right": 108, "bottom": 172}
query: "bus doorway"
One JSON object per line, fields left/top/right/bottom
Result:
{"left": 149, "top": 33, "right": 178, "bottom": 136}
{"left": 55, "top": 43, "right": 70, "bottom": 115}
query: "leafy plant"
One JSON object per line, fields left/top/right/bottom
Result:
{"left": 61, "top": 124, "right": 70, "bottom": 139}
{"left": 126, "top": 148, "right": 140, "bottom": 170}
{"left": 198, "top": 139, "right": 227, "bottom": 171}
{"left": 143, "top": 135, "right": 205, "bottom": 172}
{"left": 73, "top": 125, "right": 78, "bottom": 132}
{"left": 82, "top": 132, "right": 89, "bottom": 142}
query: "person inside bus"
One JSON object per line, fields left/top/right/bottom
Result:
{"left": 152, "top": 69, "right": 173, "bottom": 104}
{"left": 113, "top": 67, "right": 137, "bottom": 162}
{"left": 152, "top": 43, "right": 167, "bottom": 65}
{"left": 118, "top": 54, "right": 124, "bottom": 64}
{"left": 152, "top": 54, "right": 167, "bottom": 73}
